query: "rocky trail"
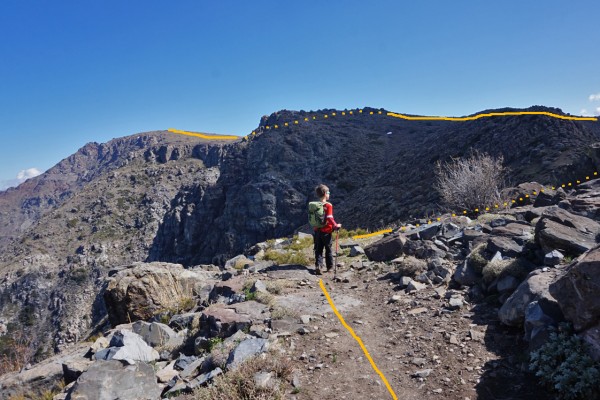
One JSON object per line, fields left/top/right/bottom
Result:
{"left": 214, "top": 256, "right": 547, "bottom": 400}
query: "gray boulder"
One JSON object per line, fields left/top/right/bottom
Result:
{"left": 132, "top": 321, "right": 182, "bottom": 348}
{"left": 498, "top": 269, "right": 563, "bottom": 327}
{"left": 544, "top": 250, "right": 564, "bottom": 266}
{"left": 103, "top": 262, "right": 217, "bottom": 325}
{"left": 550, "top": 245, "right": 600, "bottom": 331}
{"left": 364, "top": 232, "right": 406, "bottom": 261}
{"left": 169, "top": 312, "right": 202, "bottom": 331}
{"left": 405, "top": 222, "right": 441, "bottom": 241}
{"left": 453, "top": 260, "right": 479, "bottom": 286}
{"left": 487, "top": 236, "right": 524, "bottom": 258}
{"left": 497, "top": 275, "right": 520, "bottom": 293}
{"left": 95, "top": 330, "right": 159, "bottom": 364}
{"left": 226, "top": 338, "right": 270, "bottom": 370}
{"left": 524, "top": 301, "right": 556, "bottom": 349}
{"left": 66, "top": 360, "right": 162, "bottom": 400}
{"left": 350, "top": 245, "right": 365, "bottom": 257}
{"left": 200, "top": 304, "right": 252, "bottom": 338}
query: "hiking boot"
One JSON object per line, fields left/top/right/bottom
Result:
{"left": 315, "top": 269, "right": 323, "bottom": 275}
{"left": 326, "top": 266, "right": 333, "bottom": 272}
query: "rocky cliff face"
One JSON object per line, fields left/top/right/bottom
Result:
{"left": 1, "top": 106, "right": 599, "bottom": 360}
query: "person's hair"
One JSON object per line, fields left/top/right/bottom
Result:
{"left": 315, "top": 184, "right": 329, "bottom": 198}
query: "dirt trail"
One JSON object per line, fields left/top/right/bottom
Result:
{"left": 259, "top": 261, "right": 546, "bottom": 400}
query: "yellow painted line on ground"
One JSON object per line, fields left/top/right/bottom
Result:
{"left": 387, "top": 111, "right": 598, "bottom": 122}
{"left": 353, "top": 229, "right": 393, "bottom": 240}
{"left": 168, "top": 128, "right": 239, "bottom": 141}
{"left": 319, "top": 279, "right": 398, "bottom": 400}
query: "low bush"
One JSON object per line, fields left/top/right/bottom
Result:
{"left": 530, "top": 325, "right": 600, "bottom": 400}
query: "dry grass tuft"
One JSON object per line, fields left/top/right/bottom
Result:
{"left": 467, "top": 243, "right": 488, "bottom": 274}
{"left": 394, "top": 256, "right": 427, "bottom": 278}
{"left": 194, "top": 352, "right": 294, "bottom": 400}
{"left": 482, "top": 258, "right": 531, "bottom": 283}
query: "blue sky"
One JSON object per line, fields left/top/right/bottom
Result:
{"left": 1, "top": 0, "right": 599, "bottom": 189}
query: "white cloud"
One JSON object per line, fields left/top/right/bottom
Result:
{"left": 0, "top": 168, "right": 42, "bottom": 192}
{"left": 590, "top": 93, "right": 600, "bottom": 101}
{"left": 16, "top": 168, "right": 41, "bottom": 180}
{"left": 596, "top": 107, "right": 600, "bottom": 115}
{"left": 581, "top": 109, "right": 590, "bottom": 116}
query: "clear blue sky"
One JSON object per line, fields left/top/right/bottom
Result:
{"left": 1, "top": 0, "right": 599, "bottom": 188}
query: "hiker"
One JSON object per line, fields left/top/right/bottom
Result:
{"left": 309, "top": 184, "right": 341, "bottom": 275}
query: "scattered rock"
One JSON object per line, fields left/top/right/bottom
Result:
{"left": 226, "top": 338, "right": 270, "bottom": 370}
{"left": 132, "top": 321, "right": 182, "bottom": 348}
{"left": 66, "top": 360, "right": 162, "bottom": 399}
{"left": 412, "top": 369, "right": 433, "bottom": 378}
{"left": 544, "top": 250, "right": 564, "bottom": 266}
{"left": 350, "top": 245, "right": 365, "bottom": 257}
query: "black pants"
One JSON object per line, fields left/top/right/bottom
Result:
{"left": 314, "top": 230, "right": 333, "bottom": 269}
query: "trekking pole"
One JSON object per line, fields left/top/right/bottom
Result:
{"left": 334, "top": 229, "right": 339, "bottom": 280}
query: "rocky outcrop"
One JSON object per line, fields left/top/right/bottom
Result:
{"left": 535, "top": 206, "right": 600, "bottom": 255}
{"left": 103, "top": 262, "right": 218, "bottom": 325}
{"left": 550, "top": 245, "right": 600, "bottom": 331}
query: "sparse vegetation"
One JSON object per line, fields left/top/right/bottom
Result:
{"left": 337, "top": 228, "right": 369, "bottom": 239}
{"left": 270, "top": 306, "right": 299, "bottom": 320}
{"left": 207, "top": 337, "right": 224, "bottom": 353}
{"left": 435, "top": 150, "right": 507, "bottom": 212}
{"left": 0, "top": 328, "right": 33, "bottom": 375}
{"left": 193, "top": 352, "right": 294, "bottom": 400}
{"left": 263, "top": 250, "right": 308, "bottom": 265}
{"left": 394, "top": 256, "right": 427, "bottom": 278}
{"left": 530, "top": 324, "right": 600, "bottom": 400}
{"left": 467, "top": 243, "right": 488, "bottom": 274}
{"left": 286, "top": 236, "right": 313, "bottom": 251}
{"left": 482, "top": 258, "right": 531, "bottom": 283}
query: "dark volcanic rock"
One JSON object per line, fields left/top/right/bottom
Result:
{"left": 535, "top": 206, "right": 600, "bottom": 255}
{"left": 550, "top": 245, "right": 600, "bottom": 331}
{"left": 364, "top": 232, "right": 407, "bottom": 261}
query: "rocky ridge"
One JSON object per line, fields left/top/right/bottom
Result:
{"left": 1, "top": 106, "right": 600, "bottom": 397}
{"left": 2, "top": 178, "right": 600, "bottom": 399}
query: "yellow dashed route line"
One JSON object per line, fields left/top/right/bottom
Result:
{"left": 387, "top": 111, "right": 598, "bottom": 122}
{"left": 168, "top": 128, "right": 239, "bottom": 141}
{"left": 319, "top": 279, "right": 398, "bottom": 400}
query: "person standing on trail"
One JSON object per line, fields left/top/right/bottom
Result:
{"left": 310, "top": 184, "right": 341, "bottom": 275}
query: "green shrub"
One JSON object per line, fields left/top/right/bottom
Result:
{"left": 287, "top": 236, "right": 313, "bottom": 251}
{"left": 207, "top": 337, "right": 223, "bottom": 353}
{"left": 338, "top": 228, "right": 369, "bottom": 239}
{"left": 263, "top": 250, "right": 308, "bottom": 265}
{"left": 530, "top": 326, "right": 600, "bottom": 400}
